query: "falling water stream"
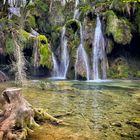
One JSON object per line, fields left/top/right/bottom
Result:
{"left": 73, "top": 0, "right": 80, "bottom": 19}
{"left": 74, "top": 0, "right": 90, "bottom": 80}
{"left": 75, "top": 23, "right": 90, "bottom": 80}
{"left": 93, "top": 16, "right": 107, "bottom": 80}
{"left": 52, "top": 26, "right": 69, "bottom": 79}
{"left": 3, "top": 0, "right": 27, "bottom": 18}
{"left": 52, "top": 2, "right": 107, "bottom": 81}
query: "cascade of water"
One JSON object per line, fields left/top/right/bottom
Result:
{"left": 52, "top": 26, "right": 69, "bottom": 79}
{"left": 60, "top": 26, "right": 69, "bottom": 78}
{"left": 4, "top": 0, "right": 27, "bottom": 18}
{"left": 75, "top": 23, "right": 90, "bottom": 80}
{"left": 8, "top": 7, "right": 21, "bottom": 18}
{"left": 93, "top": 16, "right": 107, "bottom": 80}
{"left": 52, "top": 53, "right": 59, "bottom": 77}
{"left": 75, "top": 0, "right": 79, "bottom": 7}
{"left": 3, "top": 0, "right": 27, "bottom": 7}
{"left": 73, "top": 0, "right": 80, "bottom": 19}
{"left": 61, "top": 0, "right": 66, "bottom": 6}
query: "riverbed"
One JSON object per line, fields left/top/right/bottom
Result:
{"left": 0, "top": 80, "right": 140, "bottom": 140}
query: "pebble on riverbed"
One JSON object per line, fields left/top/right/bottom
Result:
{"left": 110, "top": 122, "right": 122, "bottom": 127}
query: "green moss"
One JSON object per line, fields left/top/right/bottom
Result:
{"left": 105, "top": 10, "right": 132, "bottom": 45}
{"left": 27, "top": 15, "right": 37, "bottom": 28}
{"left": 38, "top": 35, "right": 52, "bottom": 69}
{"left": 18, "top": 29, "right": 30, "bottom": 43}
{"left": 66, "top": 19, "right": 80, "bottom": 30}
{"left": 5, "top": 35, "right": 15, "bottom": 54}
{"left": 110, "top": 0, "right": 133, "bottom": 15}
{"left": 80, "top": 5, "right": 94, "bottom": 14}
{"left": 34, "top": 0, "right": 49, "bottom": 14}
{"left": 108, "top": 57, "right": 130, "bottom": 79}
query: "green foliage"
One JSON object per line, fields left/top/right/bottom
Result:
{"left": 80, "top": 5, "right": 94, "bottom": 14}
{"left": 5, "top": 35, "right": 15, "bottom": 54}
{"left": 38, "top": 35, "right": 52, "bottom": 69}
{"left": 66, "top": 19, "right": 80, "bottom": 29}
{"left": 27, "top": 15, "right": 37, "bottom": 28}
{"left": 18, "top": 29, "right": 30, "bottom": 43}
{"left": 34, "top": 0, "right": 49, "bottom": 14}
{"left": 108, "top": 57, "right": 130, "bottom": 79}
{"left": 37, "top": 19, "right": 51, "bottom": 33}
{"left": 110, "top": 0, "right": 134, "bottom": 15}
{"left": 105, "top": 10, "right": 132, "bottom": 45}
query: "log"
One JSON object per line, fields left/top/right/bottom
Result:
{"left": 0, "top": 88, "right": 63, "bottom": 140}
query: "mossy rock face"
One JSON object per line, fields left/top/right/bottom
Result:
{"left": 5, "top": 34, "right": 15, "bottom": 54}
{"left": 110, "top": 0, "right": 135, "bottom": 16}
{"left": 108, "top": 57, "right": 130, "bottom": 79}
{"left": 66, "top": 19, "right": 80, "bottom": 31}
{"left": 5, "top": 29, "right": 31, "bottom": 55}
{"left": 105, "top": 10, "right": 132, "bottom": 45}
{"left": 18, "top": 29, "right": 31, "bottom": 44}
{"left": 106, "top": 38, "right": 114, "bottom": 54}
{"left": 38, "top": 35, "right": 53, "bottom": 69}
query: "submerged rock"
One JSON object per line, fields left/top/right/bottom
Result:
{"left": 111, "top": 122, "right": 122, "bottom": 127}
{"left": 126, "top": 118, "right": 140, "bottom": 129}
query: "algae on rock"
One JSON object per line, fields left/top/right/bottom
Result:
{"left": 38, "top": 35, "right": 53, "bottom": 69}
{"left": 105, "top": 10, "right": 132, "bottom": 45}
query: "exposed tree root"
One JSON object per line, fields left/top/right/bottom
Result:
{"left": 0, "top": 88, "right": 65, "bottom": 140}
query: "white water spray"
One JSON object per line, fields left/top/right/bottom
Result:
{"left": 93, "top": 16, "right": 107, "bottom": 80}
{"left": 75, "top": 23, "right": 90, "bottom": 80}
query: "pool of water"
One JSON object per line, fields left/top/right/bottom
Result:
{"left": 0, "top": 80, "right": 140, "bottom": 140}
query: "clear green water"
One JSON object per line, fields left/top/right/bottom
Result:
{"left": 0, "top": 80, "right": 140, "bottom": 140}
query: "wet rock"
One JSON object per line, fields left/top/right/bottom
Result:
{"left": 102, "top": 124, "right": 108, "bottom": 129}
{"left": 111, "top": 122, "right": 122, "bottom": 127}
{"left": 126, "top": 118, "right": 140, "bottom": 129}
{"left": 120, "top": 132, "right": 133, "bottom": 138}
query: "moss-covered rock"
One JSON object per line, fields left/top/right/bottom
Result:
{"left": 5, "top": 35, "right": 15, "bottom": 54}
{"left": 110, "top": 0, "right": 135, "bottom": 16}
{"left": 106, "top": 38, "right": 114, "bottom": 54}
{"left": 105, "top": 10, "right": 132, "bottom": 45}
{"left": 107, "top": 57, "right": 130, "bottom": 79}
{"left": 66, "top": 19, "right": 80, "bottom": 31}
{"left": 18, "top": 29, "right": 31, "bottom": 44}
{"left": 38, "top": 35, "right": 53, "bottom": 69}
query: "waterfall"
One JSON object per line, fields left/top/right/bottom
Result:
{"left": 75, "top": 23, "right": 90, "bottom": 80}
{"left": 59, "top": 26, "right": 69, "bottom": 78}
{"left": 52, "top": 26, "right": 69, "bottom": 79}
{"left": 52, "top": 53, "right": 59, "bottom": 77}
{"left": 93, "top": 16, "right": 107, "bottom": 80}
{"left": 73, "top": 0, "right": 80, "bottom": 19}
{"left": 3, "top": 0, "right": 27, "bottom": 7}
{"left": 75, "top": 0, "right": 79, "bottom": 7}
{"left": 3, "top": 0, "right": 27, "bottom": 18}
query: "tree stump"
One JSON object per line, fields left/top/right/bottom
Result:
{"left": 0, "top": 88, "right": 63, "bottom": 140}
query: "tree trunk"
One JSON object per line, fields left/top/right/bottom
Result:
{"left": 0, "top": 88, "right": 63, "bottom": 140}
